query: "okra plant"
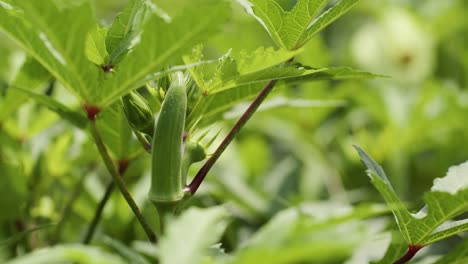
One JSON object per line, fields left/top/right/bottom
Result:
{"left": 1, "top": 0, "right": 467, "bottom": 263}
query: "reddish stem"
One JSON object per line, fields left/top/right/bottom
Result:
{"left": 83, "top": 105, "right": 101, "bottom": 121}
{"left": 101, "top": 65, "right": 113, "bottom": 73}
{"left": 187, "top": 80, "right": 278, "bottom": 194}
{"left": 118, "top": 159, "right": 130, "bottom": 175}
{"left": 393, "top": 245, "right": 423, "bottom": 264}
{"left": 187, "top": 57, "right": 294, "bottom": 195}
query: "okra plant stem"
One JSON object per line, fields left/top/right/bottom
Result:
{"left": 82, "top": 181, "right": 114, "bottom": 244}
{"left": 393, "top": 245, "right": 423, "bottom": 264}
{"left": 88, "top": 119, "right": 157, "bottom": 243}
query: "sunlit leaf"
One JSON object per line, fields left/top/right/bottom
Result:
{"left": 0, "top": 0, "right": 99, "bottom": 103}
{"left": 354, "top": 145, "right": 468, "bottom": 246}
{"left": 86, "top": 25, "right": 108, "bottom": 66}
{"left": 237, "top": 0, "right": 360, "bottom": 50}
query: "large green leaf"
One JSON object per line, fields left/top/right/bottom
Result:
{"left": 209, "top": 64, "right": 378, "bottom": 94}
{"left": 0, "top": 0, "right": 229, "bottom": 108}
{"left": 184, "top": 47, "right": 377, "bottom": 130}
{"left": 85, "top": 25, "right": 108, "bottom": 66}
{"left": 0, "top": 0, "right": 99, "bottom": 103}
{"left": 354, "top": 145, "right": 468, "bottom": 246}
{"left": 237, "top": 0, "right": 360, "bottom": 50}
{"left": 158, "top": 206, "right": 229, "bottom": 264}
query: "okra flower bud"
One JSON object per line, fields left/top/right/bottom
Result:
{"left": 181, "top": 141, "right": 206, "bottom": 184}
{"left": 121, "top": 91, "right": 154, "bottom": 135}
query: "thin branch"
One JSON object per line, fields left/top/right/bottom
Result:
{"left": 82, "top": 159, "right": 129, "bottom": 244}
{"left": 82, "top": 181, "right": 114, "bottom": 244}
{"left": 187, "top": 58, "right": 298, "bottom": 194}
{"left": 88, "top": 119, "right": 157, "bottom": 243}
{"left": 393, "top": 245, "right": 423, "bottom": 264}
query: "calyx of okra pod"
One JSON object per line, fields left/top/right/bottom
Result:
{"left": 121, "top": 90, "right": 155, "bottom": 135}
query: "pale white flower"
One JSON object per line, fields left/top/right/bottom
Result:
{"left": 351, "top": 8, "right": 434, "bottom": 84}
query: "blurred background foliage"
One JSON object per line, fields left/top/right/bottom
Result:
{"left": 1, "top": 0, "right": 468, "bottom": 263}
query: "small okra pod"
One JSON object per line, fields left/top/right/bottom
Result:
{"left": 149, "top": 72, "right": 187, "bottom": 205}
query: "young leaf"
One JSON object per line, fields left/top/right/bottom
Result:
{"left": 85, "top": 25, "right": 109, "bottom": 66}
{"left": 237, "top": 0, "right": 360, "bottom": 50}
{"left": 158, "top": 206, "right": 229, "bottom": 264}
{"left": 209, "top": 64, "right": 378, "bottom": 94}
{"left": 0, "top": 0, "right": 99, "bottom": 103}
{"left": 97, "top": 0, "right": 230, "bottom": 107}
{"left": 184, "top": 46, "right": 300, "bottom": 94}
{"left": 354, "top": 145, "right": 468, "bottom": 246}
{"left": 105, "top": 0, "right": 154, "bottom": 66}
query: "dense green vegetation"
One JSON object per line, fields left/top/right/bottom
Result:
{"left": 1, "top": 0, "right": 468, "bottom": 263}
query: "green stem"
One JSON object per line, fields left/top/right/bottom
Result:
{"left": 88, "top": 120, "right": 157, "bottom": 243}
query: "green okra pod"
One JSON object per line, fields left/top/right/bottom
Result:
{"left": 149, "top": 72, "right": 187, "bottom": 205}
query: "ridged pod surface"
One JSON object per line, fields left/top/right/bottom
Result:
{"left": 149, "top": 72, "right": 186, "bottom": 204}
